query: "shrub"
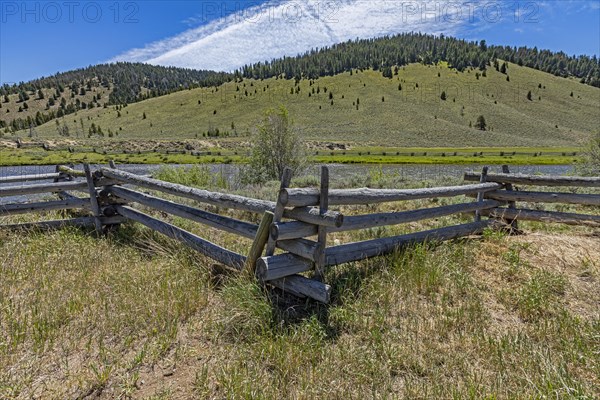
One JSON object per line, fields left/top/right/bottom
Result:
{"left": 577, "top": 133, "right": 600, "bottom": 176}
{"left": 242, "top": 106, "right": 306, "bottom": 184}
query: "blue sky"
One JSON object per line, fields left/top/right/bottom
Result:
{"left": 1, "top": 1, "right": 599, "bottom": 85}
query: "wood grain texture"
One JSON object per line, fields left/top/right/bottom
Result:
{"left": 279, "top": 182, "right": 503, "bottom": 207}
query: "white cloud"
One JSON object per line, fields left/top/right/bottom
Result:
{"left": 110, "top": 0, "right": 483, "bottom": 71}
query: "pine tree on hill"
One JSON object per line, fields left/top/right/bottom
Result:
{"left": 475, "top": 115, "right": 487, "bottom": 131}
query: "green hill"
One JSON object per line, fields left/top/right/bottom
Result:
{"left": 13, "top": 61, "right": 599, "bottom": 148}
{"left": 0, "top": 33, "right": 600, "bottom": 143}
{"left": 0, "top": 62, "right": 231, "bottom": 133}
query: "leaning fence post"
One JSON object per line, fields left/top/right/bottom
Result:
{"left": 315, "top": 166, "right": 329, "bottom": 279}
{"left": 244, "top": 211, "right": 274, "bottom": 274}
{"left": 83, "top": 163, "right": 103, "bottom": 236}
{"left": 500, "top": 165, "right": 519, "bottom": 231}
{"left": 265, "top": 168, "right": 293, "bottom": 256}
{"left": 475, "top": 166, "right": 489, "bottom": 222}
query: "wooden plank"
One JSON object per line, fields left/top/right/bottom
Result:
{"left": 0, "top": 198, "right": 90, "bottom": 216}
{"left": 0, "top": 173, "right": 60, "bottom": 184}
{"left": 244, "top": 211, "right": 274, "bottom": 274}
{"left": 265, "top": 168, "right": 292, "bottom": 256}
{"left": 325, "top": 221, "right": 492, "bottom": 266}
{"left": 271, "top": 221, "right": 318, "bottom": 241}
{"left": 256, "top": 253, "right": 314, "bottom": 281}
{"left": 106, "top": 186, "right": 258, "bottom": 239}
{"left": 483, "top": 208, "right": 600, "bottom": 227}
{"left": 271, "top": 200, "right": 503, "bottom": 239}
{"left": 464, "top": 172, "right": 600, "bottom": 187}
{"left": 316, "top": 166, "right": 329, "bottom": 278}
{"left": 269, "top": 275, "right": 331, "bottom": 303}
{"left": 285, "top": 207, "right": 343, "bottom": 228}
{"left": 84, "top": 163, "right": 103, "bottom": 236}
{"left": 114, "top": 205, "right": 245, "bottom": 270}
{"left": 0, "top": 216, "right": 124, "bottom": 231}
{"left": 482, "top": 190, "right": 600, "bottom": 206}
{"left": 475, "top": 167, "right": 489, "bottom": 222}
{"left": 0, "top": 180, "right": 87, "bottom": 197}
{"left": 279, "top": 182, "right": 503, "bottom": 207}
{"left": 277, "top": 238, "right": 321, "bottom": 262}
{"left": 0, "top": 179, "right": 115, "bottom": 197}
{"left": 337, "top": 201, "right": 501, "bottom": 232}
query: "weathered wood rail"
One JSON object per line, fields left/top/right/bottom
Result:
{"left": 464, "top": 170, "right": 600, "bottom": 227}
{"left": 1, "top": 164, "right": 598, "bottom": 303}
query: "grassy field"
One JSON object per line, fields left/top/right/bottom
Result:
{"left": 5, "top": 62, "right": 599, "bottom": 148}
{"left": 1, "top": 170, "right": 599, "bottom": 398}
{"left": 0, "top": 145, "right": 583, "bottom": 166}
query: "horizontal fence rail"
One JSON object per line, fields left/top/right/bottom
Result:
{"left": 279, "top": 182, "right": 503, "bottom": 207}
{"left": 256, "top": 221, "right": 492, "bottom": 281}
{"left": 483, "top": 208, "right": 600, "bottom": 227}
{"left": 0, "top": 173, "right": 61, "bottom": 184}
{"left": 270, "top": 200, "right": 504, "bottom": 240}
{"left": 0, "top": 179, "right": 115, "bottom": 197}
{"left": 0, "top": 198, "right": 91, "bottom": 216}
{"left": 464, "top": 172, "right": 600, "bottom": 187}
{"left": 0, "top": 216, "right": 124, "bottom": 231}
{"left": 479, "top": 190, "right": 600, "bottom": 206}
{"left": 1, "top": 163, "right": 598, "bottom": 304}
{"left": 106, "top": 186, "right": 259, "bottom": 239}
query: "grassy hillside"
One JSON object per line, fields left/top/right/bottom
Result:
{"left": 14, "top": 61, "right": 600, "bottom": 148}
{"left": 0, "top": 86, "right": 111, "bottom": 130}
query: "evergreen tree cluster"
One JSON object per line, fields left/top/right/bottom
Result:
{"left": 236, "top": 33, "right": 600, "bottom": 87}
{"left": 0, "top": 62, "right": 232, "bottom": 105}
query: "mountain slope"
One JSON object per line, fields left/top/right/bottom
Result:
{"left": 0, "top": 63, "right": 232, "bottom": 133}
{"left": 19, "top": 61, "right": 600, "bottom": 147}
{"left": 2, "top": 33, "right": 598, "bottom": 138}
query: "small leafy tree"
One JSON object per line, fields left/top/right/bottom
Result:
{"left": 440, "top": 91, "right": 447, "bottom": 101}
{"left": 527, "top": 91, "right": 532, "bottom": 101}
{"left": 244, "top": 106, "right": 306, "bottom": 183}
{"left": 578, "top": 133, "right": 600, "bottom": 176}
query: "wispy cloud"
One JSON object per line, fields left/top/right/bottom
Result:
{"left": 110, "top": 0, "right": 493, "bottom": 71}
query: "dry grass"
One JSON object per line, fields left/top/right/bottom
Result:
{"left": 1, "top": 168, "right": 599, "bottom": 398}
{"left": 1, "top": 209, "right": 598, "bottom": 398}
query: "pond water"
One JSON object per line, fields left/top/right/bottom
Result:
{"left": 0, "top": 163, "right": 576, "bottom": 204}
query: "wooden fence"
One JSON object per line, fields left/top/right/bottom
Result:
{"left": 1, "top": 164, "right": 598, "bottom": 303}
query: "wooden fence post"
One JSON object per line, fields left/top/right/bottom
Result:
{"left": 315, "top": 166, "right": 329, "bottom": 279}
{"left": 244, "top": 211, "right": 274, "bottom": 274}
{"left": 83, "top": 163, "right": 103, "bottom": 236}
{"left": 475, "top": 166, "right": 489, "bottom": 222}
{"left": 501, "top": 165, "right": 519, "bottom": 231}
{"left": 265, "top": 168, "right": 293, "bottom": 256}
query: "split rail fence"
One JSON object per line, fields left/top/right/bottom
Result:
{"left": 1, "top": 164, "right": 598, "bottom": 303}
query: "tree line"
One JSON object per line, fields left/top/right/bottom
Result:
{"left": 236, "top": 33, "right": 600, "bottom": 87}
